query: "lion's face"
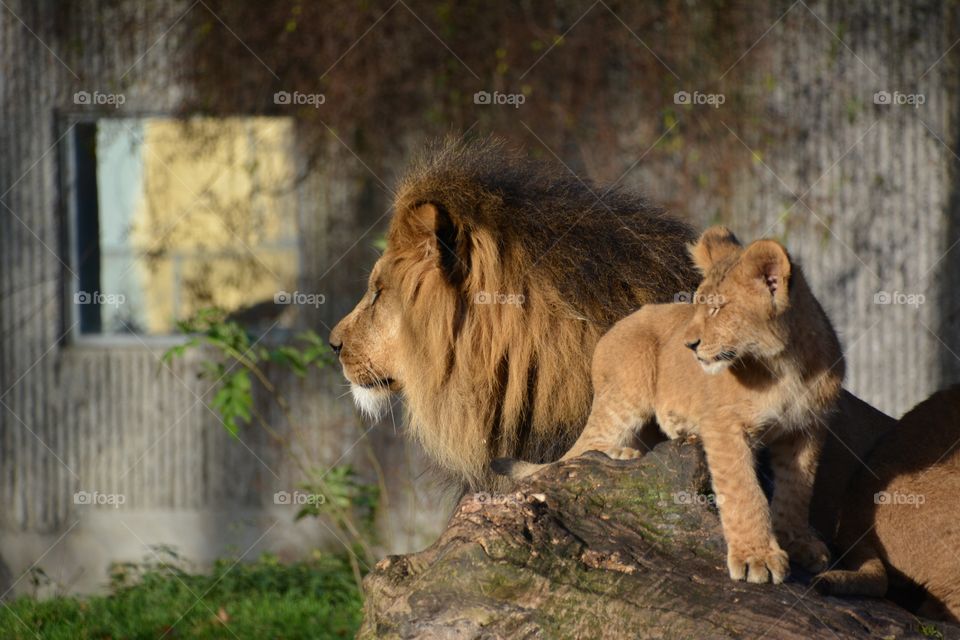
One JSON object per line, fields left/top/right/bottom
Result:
{"left": 326, "top": 138, "right": 700, "bottom": 491}
{"left": 682, "top": 227, "right": 792, "bottom": 374}
{"left": 329, "top": 255, "right": 402, "bottom": 419}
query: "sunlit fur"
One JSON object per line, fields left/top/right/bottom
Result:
{"left": 496, "top": 227, "right": 845, "bottom": 584}
{"left": 330, "top": 136, "right": 699, "bottom": 491}
{"left": 349, "top": 384, "right": 391, "bottom": 421}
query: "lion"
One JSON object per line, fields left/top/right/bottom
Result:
{"left": 815, "top": 385, "right": 960, "bottom": 622}
{"left": 328, "top": 137, "right": 700, "bottom": 491}
{"left": 494, "top": 227, "right": 845, "bottom": 583}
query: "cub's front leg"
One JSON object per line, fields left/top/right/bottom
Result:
{"left": 700, "top": 421, "right": 789, "bottom": 584}
{"left": 769, "top": 429, "right": 830, "bottom": 573}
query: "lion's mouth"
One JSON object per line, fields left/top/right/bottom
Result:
{"left": 359, "top": 378, "right": 395, "bottom": 390}
{"left": 695, "top": 349, "right": 737, "bottom": 374}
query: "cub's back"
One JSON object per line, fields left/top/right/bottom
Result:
{"left": 842, "top": 386, "right": 960, "bottom": 615}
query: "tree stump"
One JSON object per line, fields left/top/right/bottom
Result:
{"left": 360, "top": 441, "right": 957, "bottom": 639}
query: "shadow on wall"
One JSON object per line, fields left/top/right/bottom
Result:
{"left": 938, "top": 76, "right": 960, "bottom": 391}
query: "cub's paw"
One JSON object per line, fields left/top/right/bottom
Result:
{"left": 810, "top": 570, "right": 844, "bottom": 595}
{"left": 604, "top": 446, "right": 643, "bottom": 461}
{"left": 727, "top": 542, "right": 790, "bottom": 584}
{"left": 783, "top": 533, "right": 830, "bottom": 573}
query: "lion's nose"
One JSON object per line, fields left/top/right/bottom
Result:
{"left": 684, "top": 338, "right": 701, "bottom": 352}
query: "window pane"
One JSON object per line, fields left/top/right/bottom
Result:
{"left": 75, "top": 117, "right": 300, "bottom": 336}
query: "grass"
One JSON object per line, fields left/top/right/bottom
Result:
{"left": 0, "top": 553, "right": 362, "bottom": 639}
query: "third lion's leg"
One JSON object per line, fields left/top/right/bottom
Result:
{"left": 769, "top": 428, "right": 830, "bottom": 572}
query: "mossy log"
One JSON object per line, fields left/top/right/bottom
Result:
{"left": 359, "top": 440, "right": 958, "bottom": 639}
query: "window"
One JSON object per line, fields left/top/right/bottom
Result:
{"left": 65, "top": 116, "right": 301, "bottom": 339}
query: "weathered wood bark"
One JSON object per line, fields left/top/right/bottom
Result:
{"left": 360, "top": 441, "right": 958, "bottom": 639}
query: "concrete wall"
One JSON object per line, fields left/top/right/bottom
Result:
{"left": 0, "top": 0, "right": 447, "bottom": 596}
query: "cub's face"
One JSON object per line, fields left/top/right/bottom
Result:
{"left": 328, "top": 255, "right": 402, "bottom": 418}
{"left": 682, "top": 227, "right": 792, "bottom": 375}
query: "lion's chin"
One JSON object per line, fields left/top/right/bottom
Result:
{"left": 698, "top": 358, "right": 732, "bottom": 375}
{"left": 350, "top": 384, "right": 392, "bottom": 421}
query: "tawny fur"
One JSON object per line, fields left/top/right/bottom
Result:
{"left": 815, "top": 386, "right": 960, "bottom": 622}
{"left": 329, "top": 137, "right": 699, "bottom": 491}
{"left": 495, "top": 227, "right": 845, "bottom": 584}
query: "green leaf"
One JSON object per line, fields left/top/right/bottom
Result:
{"left": 161, "top": 338, "right": 199, "bottom": 364}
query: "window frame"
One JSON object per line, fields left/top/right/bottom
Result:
{"left": 58, "top": 111, "right": 304, "bottom": 348}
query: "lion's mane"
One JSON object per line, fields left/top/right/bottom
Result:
{"left": 385, "top": 138, "right": 699, "bottom": 490}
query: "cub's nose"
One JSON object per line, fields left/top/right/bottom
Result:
{"left": 684, "top": 338, "right": 701, "bottom": 352}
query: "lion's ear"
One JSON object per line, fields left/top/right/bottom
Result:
{"left": 688, "top": 226, "right": 741, "bottom": 273}
{"left": 408, "top": 202, "right": 471, "bottom": 287}
{"left": 739, "top": 239, "right": 791, "bottom": 304}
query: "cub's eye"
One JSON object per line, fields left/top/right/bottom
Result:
{"left": 708, "top": 306, "right": 721, "bottom": 317}
{"left": 370, "top": 287, "right": 383, "bottom": 305}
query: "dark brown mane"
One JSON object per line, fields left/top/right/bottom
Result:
{"left": 385, "top": 137, "right": 700, "bottom": 490}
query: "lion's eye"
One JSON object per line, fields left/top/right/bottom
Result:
{"left": 709, "top": 306, "right": 720, "bottom": 317}
{"left": 370, "top": 287, "right": 382, "bottom": 305}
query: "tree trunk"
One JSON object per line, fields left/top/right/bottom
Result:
{"left": 359, "top": 440, "right": 957, "bottom": 639}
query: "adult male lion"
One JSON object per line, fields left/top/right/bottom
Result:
{"left": 329, "top": 138, "right": 700, "bottom": 491}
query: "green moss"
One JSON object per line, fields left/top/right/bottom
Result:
{"left": 918, "top": 621, "right": 944, "bottom": 639}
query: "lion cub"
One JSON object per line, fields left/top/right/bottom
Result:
{"left": 494, "top": 227, "right": 844, "bottom": 584}
{"left": 815, "top": 386, "right": 960, "bottom": 621}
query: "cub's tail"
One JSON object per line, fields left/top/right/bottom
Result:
{"left": 490, "top": 457, "right": 548, "bottom": 480}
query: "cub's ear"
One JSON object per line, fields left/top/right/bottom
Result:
{"left": 405, "top": 202, "right": 471, "bottom": 287}
{"left": 739, "top": 239, "right": 791, "bottom": 303}
{"left": 688, "top": 226, "right": 742, "bottom": 273}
